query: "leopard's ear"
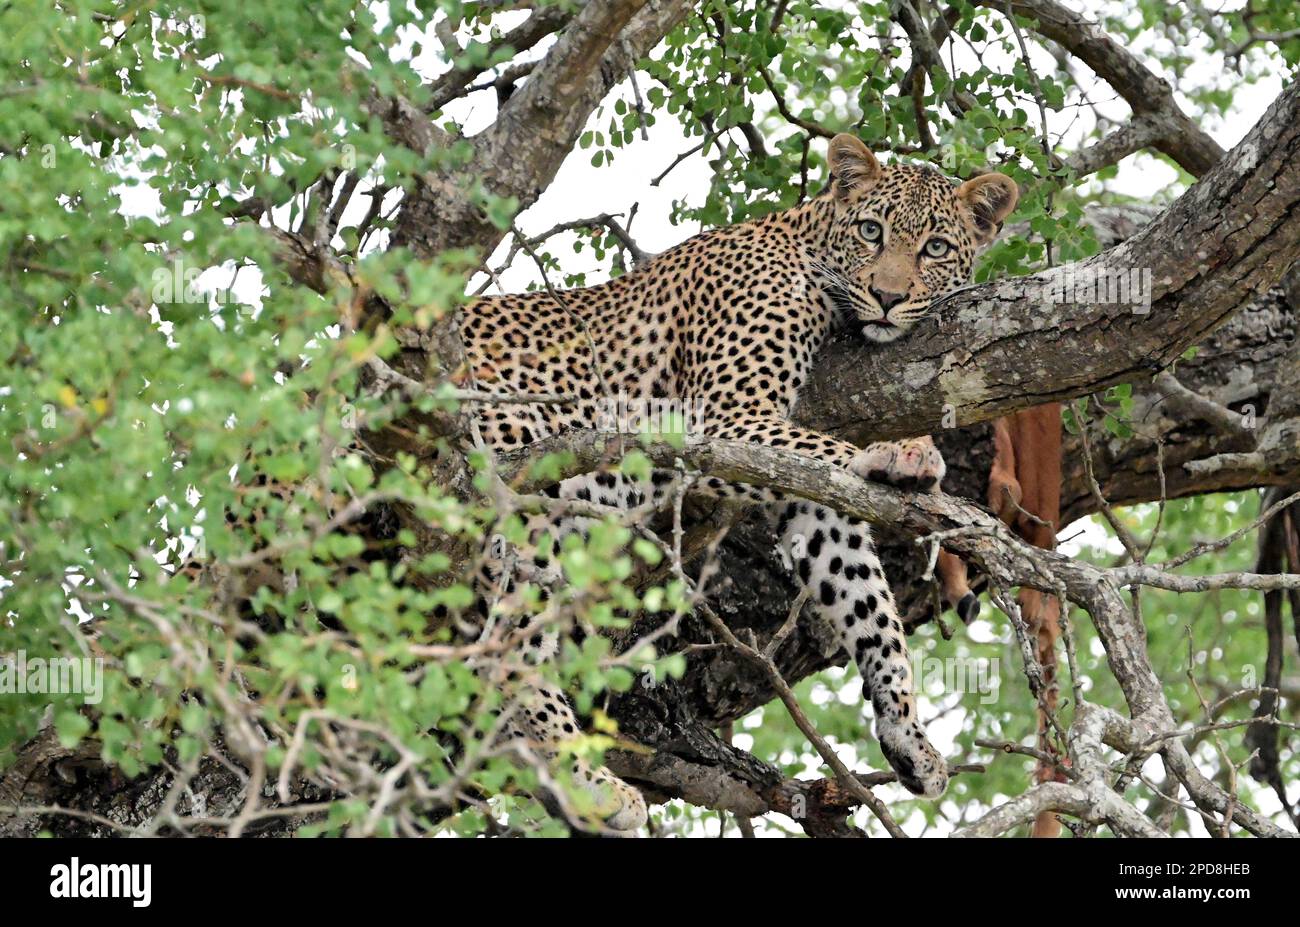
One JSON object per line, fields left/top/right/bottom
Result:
{"left": 957, "top": 173, "right": 1019, "bottom": 245}
{"left": 828, "top": 133, "right": 881, "bottom": 200}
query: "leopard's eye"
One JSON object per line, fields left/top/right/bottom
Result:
{"left": 923, "top": 237, "right": 952, "bottom": 258}
{"left": 859, "top": 219, "right": 883, "bottom": 243}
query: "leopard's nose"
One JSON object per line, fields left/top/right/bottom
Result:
{"left": 869, "top": 286, "right": 907, "bottom": 310}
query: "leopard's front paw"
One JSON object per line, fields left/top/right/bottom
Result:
{"left": 852, "top": 437, "right": 946, "bottom": 493}
{"left": 877, "top": 718, "right": 948, "bottom": 799}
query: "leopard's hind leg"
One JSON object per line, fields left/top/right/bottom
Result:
{"left": 495, "top": 671, "right": 649, "bottom": 833}
{"left": 474, "top": 469, "right": 683, "bottom": 833}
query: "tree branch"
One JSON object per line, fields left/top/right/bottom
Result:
{"left": 424, "top": 6, "right": 575, "bottom": 112}
{"left": 977, "top": 0, "right": 1226, "bottom": 175}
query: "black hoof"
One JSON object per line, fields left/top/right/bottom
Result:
{"left": 955, "top": 592, "right": 980, "bottom": 625}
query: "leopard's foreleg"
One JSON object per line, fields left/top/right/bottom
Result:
{"left": 700, "top": 412, "right": 950, "bottom": 797}
{"left": 775, "top": 500, "right": 948, "bottom": 798}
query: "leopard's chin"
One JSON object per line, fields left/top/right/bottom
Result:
{"left": 860, "top": 320, "right": 905, "bottom": 343}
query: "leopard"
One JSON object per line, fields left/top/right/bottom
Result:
{"left": 459, "top": 133, "right": 1018, "bottom": 833}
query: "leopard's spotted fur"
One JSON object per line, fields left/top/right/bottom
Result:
{"left": 463, "top": 135, "right": 1018, "bottom": 832}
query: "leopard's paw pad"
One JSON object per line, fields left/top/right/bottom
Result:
{"left": 852, "top": 438, "right": 945, "bottom": 492}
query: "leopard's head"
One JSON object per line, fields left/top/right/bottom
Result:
{"left": 817, "top": 133, "right": 1018, "bottom": 343}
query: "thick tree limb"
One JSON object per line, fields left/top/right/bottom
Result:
{"left": 1057, "top": 284, "right": 1300, "bottom": 520}
{"left": 258, "top": 226, "right": 349, "bottom": 295}
{"left": 957, "top": 703, "right": 1167, "bottom": 837}
{"left": 392, "top": 0, "right": 694, "bottom": 261}
{"left": 609, "top": 742, "right": 983, "bottom": 837}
